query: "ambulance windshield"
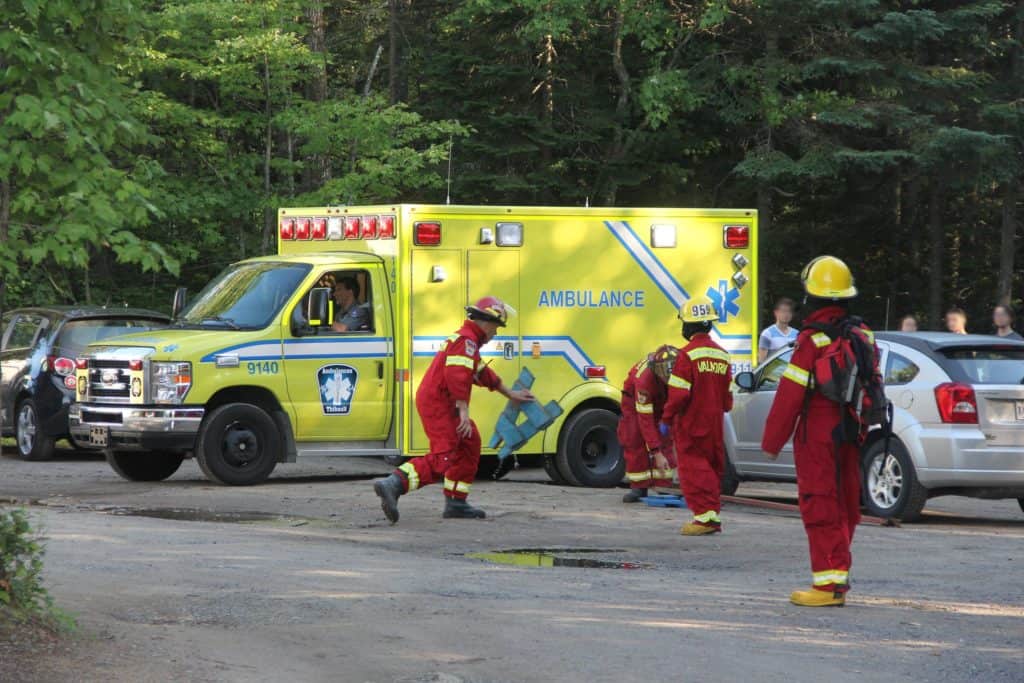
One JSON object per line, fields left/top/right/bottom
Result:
{"left": 176, "top": 262, "right": 311, "bottom": 330}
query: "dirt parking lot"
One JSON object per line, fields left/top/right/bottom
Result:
{"left": 1, "top": 446, "right": 1022, "bottom": 683}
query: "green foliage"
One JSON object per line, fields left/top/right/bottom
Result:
{"left": 0, "top": 509, "right": 48, "bottom": 615}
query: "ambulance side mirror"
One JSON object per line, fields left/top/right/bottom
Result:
{"left": 734, "top": 371, "right": 756, "bottom": 392}
{"left": 171, "top": 287, "right": 188, "bottom": 320}
{"left": 307, "top": 288, "right": 331, "bottom": 328}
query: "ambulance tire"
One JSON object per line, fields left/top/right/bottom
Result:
{"left": 196, "top": 403, "right": 280, "bottom": 486}
{"left": 556, "top": 409, "right": 625, "bottom": 488}
{"left": 105, "top": 450, "right": 184, "bottom": 482}
{"left": 543, "top": 455, "right": 569, "bottom": 485}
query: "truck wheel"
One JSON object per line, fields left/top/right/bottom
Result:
{"left": 720, "top": 454, "right": 740, "bottom": 496}
{"left": 543, "top": 455, "right": 569, "bottom": 485}
{"left": 196, "top": 403, "right": 280, "bottom": 486}
{"left": 15, "top": 399, "right": 55, "bottom": 461}
{"left": 555, "top": 408, "right": 624, "bottom": 488}
{"left": 106, "top": 450, "right": 184, "bottom": 482}
{"left": 861, "top": 439, "right": 928, "bottom": 522}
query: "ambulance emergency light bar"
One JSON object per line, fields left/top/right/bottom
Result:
{"left": 279, "top": 215, "right": 397, "bottom": 241}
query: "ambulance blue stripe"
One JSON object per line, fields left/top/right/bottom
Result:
{"left": 604, "top": 221, "right": 680, "bottom": 306}
{"left": 200, "top": 337, "right": 391, "bottom": 363}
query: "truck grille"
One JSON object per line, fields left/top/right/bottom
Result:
{"left": 89, "top": 360, "right": 132, "bottom": 402}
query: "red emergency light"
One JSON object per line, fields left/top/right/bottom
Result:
{"left": 414, "top": 222, "right": 442, "bottom": 246}
{"left": 279, "top": 219, "right": 295, "bottom": 240}
{"left": 723, "top": 225, "right": 749, "bottom": 249}
{"left": 344, "top": 216, "right": 362, "bottom": 239}
{"left": 379, "top": 215, "right": 396, "bottom": 239}
{"left": 361, "top": 215, "right": 378, "bottom": 239}
{"left": 295, "top": 218, "right": 312, "bottom": 240}
{"left": 311, "top": 218, "right": 327, "bottom": 240}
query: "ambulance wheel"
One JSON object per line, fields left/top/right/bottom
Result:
{"left": 196, "top": 403, "right": 280, "bottom": 486}
{"left": 105, "top": 450, "right": 184, "bottom": 482}
{"left": 556, "top": 408, "right": 625, "bottom": 488}
{"left": 543, "top": 455, "right": 569, "bottom": 485}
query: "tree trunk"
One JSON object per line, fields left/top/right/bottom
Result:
{"left": 602, "top": 3, "right": 630, "bottom": 205}
{"left": 758, "top": 26, "right": 779, "bottom": 318}
{"left": 997, "top": 182, "right": 1018, "bottom": 306}
{"left": 388, "top": 0, "right": 406, "bottom": 104}
{"left": 260, "top": 52, "right": 272, "bottom": 256}
{"left": 927, "top": 176, "right": 946, "bottom": 326}
{"left": 305, "top": 2, "right": 330, "bottom": 189}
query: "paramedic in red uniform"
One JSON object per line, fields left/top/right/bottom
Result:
{"left": 761, "top": 256, "right": 879, "bottom": 607}
{"left": 619, "top": 345, "right": 679, "bottom": 503}
{"left": 372, "top": 297, "right": 534, "bottom": 523}
{"left": 660, "top": 296, "right": 733, "bottom": 535}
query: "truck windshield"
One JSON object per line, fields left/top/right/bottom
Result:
{"left": 177, "top": 262, "right": 310, "bottom": 330}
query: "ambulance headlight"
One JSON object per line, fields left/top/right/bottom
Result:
{"left": 496, "top": 222, "right": 523, "bottom": 247}
{"left": 152, "top": 362, "right": 192, "bottom": 404}
{"left": 650, "top": 224, "right": 677, "bottom": 248}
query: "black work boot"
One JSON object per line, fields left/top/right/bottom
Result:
{"left": 373, "top": 473, "right": 405, "bottom": 525}
{"left": 442, "top": 497, "right": 486, "bottom": 519}
{"left": 622, "top": 488, "right": 648, "bottom": 503}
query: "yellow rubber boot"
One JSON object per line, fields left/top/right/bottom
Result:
{"left": 790, "top": 588, "right": 846, "bottom": 607}
{"left": 680, "top": 522, "right": 721, "bottom": 536}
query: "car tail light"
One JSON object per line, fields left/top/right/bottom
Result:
{"left": 584, "top": 365, "right": 607, "bottom": 379}
{"left": 414, "top": 221, "right": 441, "bottom": 246}
{"left": 344, "top": 216, "right": 362, "bottom": 239}
{"left": 362, "top": 215, "right": 378, "bottom": 239}
{"left": 128, "top": 359, "right": 144, "bottom": 371}
{"left": 279, "top": 218, "right": 295, "bottom": 240}
{"left": 935, "top": 382, "right": 978, "bottom": 424}
{"left": 724, "top": 224, "right": 749, "bottom": 248}
{"left": 75, "top": 358, "right": 89, "bottom": 370}
{"left": 311, "top": 218, "right": 327, "bottom": 240}
{"left": 50, "top": 357, "right": 75, "bottom": 376}
{"left": 379, "top": 215, "right": 396, "bottom": 239}
{"left": 295, "top": 218, "right": 311, "bottom": 240}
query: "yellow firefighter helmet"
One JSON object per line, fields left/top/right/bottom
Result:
{"left": 678, "top": 296, "right": 719, "bottom": 323}
{"left": 801, "top": 255, "right": 857, "bottom": 299}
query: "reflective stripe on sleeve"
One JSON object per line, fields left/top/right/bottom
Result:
{"left": 445, "top": 355, "right": 475, "bottom": 369}
{"left": 862, "top": 329, "right": 875, "bottom": 344}
{"left": 782, "top": 364, "right": 810, "bottom": 387}
{"left": 668, "top": 375, "right": 692, "bottom": 390}
{"left": 811, "top": 333, "right": 831, "bottom": 348}
{"left": 813, "top": 569, "right": 849, "bottom": 586}
{"left": 635, "top": 403, "right": 655, "bottom": 414}
{"left": 626, "top": 471, "right": 652, "bottom": 483}
{"left": 399, "top": 462, "right": 420, "bottom": 491}
{"left": 687, "top": 347, "right": 731, "bottom": 362}
{"left": 652, "top": 468, "right": 676, "bottom": 480}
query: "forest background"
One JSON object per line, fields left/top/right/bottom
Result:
{"left": 1, "top": 0, "right": 1022, "bottom": 331}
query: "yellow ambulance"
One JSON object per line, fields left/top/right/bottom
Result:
{"left": 69, "top": 205, "right": 757, "bottom": 486}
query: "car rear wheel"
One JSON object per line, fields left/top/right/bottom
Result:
{"left": 15, "top": 400, "right": 55, "bottom": 461}
{"left": 106, "top": 450, "right": 185, "bottom": 482}
{"left": 1018, "top": 498, "right": 1024, "bottom": 514}
{"left": 196, "top": 403, "right": 279, "bottom": 486}
{"left": 720, "top": 454, "right": 740, "bottom": 496}
{"left": 861, "top": 439, "right": 928, "bottom": 521}
{"left": 555, "top": 408, "right": 625, "bottom": 488}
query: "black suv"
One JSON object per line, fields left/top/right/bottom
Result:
{"left": 1, "top": 307, "right": 169, "bottom": 460}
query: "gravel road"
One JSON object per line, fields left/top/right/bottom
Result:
{"left": 1, "top": 448, "right": 1022, "bottom": 682}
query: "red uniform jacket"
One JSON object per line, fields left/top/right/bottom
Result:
{"left": 762, "top": 306, "right": 880, "bottom": 454}
{"left": 415, "top": 321, "right": 502, "bottom": 418}
{"left": 619, "top": 359, "right": 670, "bottom": 452}
{"left": 661, "top": 333, "right": 733, "bottom": 452}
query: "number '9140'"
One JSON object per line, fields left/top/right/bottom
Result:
{"left": 247, "top": 361, "right": 280, "bottom": 375}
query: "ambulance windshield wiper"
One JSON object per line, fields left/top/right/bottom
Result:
{"left": 201, "top": 316, "right": 241, "bottom": 330}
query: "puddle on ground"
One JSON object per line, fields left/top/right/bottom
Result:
{"left": 467, "top": 549, "right": 653, "bottom": 570}
{"left": 104, "top": 507, "right": 289, "bottom": 524}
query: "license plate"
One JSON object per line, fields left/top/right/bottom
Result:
{"left": 1016, "top": 402, "right": 1024, "bottom": 421}
{"left": 89, "top": 426, "right": 109, "bottom": 447}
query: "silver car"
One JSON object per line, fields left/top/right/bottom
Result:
{"left": 726, "top": 332, "right": 1024, "bottom": 520}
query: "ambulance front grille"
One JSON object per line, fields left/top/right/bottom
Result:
{"left": 88, "top": 361, "right": 132, "bottom": 402}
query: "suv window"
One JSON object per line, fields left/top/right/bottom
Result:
{"left": 56, "top": 319, "right": 167, "bottom": 355}
{"left": 3, "top": 315, "right": 43, "bottom": 351}
{"left": 885, "top": 352, "right": 919, "bottom": 385}
{"left": 303, "top": 270, "right": 374, "bottom": 335}
{"left": 757, "top": 349, "right": 793, "bottom": 390}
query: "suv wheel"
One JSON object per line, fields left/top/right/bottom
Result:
{"left": 15, "top": 400, "right": 55, "bottom": 461}
{"left": 196, "top": 403, "right": 280, "bottom": 485}
{"left": 861, "top": 439, "right": 928, "bottom": 522}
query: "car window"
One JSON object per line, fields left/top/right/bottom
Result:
{"left": 301, "top": 269, "right": 374, "bottom": 335}
{"left": 3, "top": 315, "right": 43, "bottom": 351}
{"left": 940, "top": 347, "right": 1024, "bottom": 384}
{"left": 885, "top": 352, "right": 919, "bottom": 385}
{"left": 56, "top": 319, "right": 168, "bottom": 355}
{"left": 757, "top": 350, "right": 793, "bottom": 390}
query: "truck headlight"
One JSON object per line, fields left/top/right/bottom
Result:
{"left": 152, "top": 362, "right": 192, "bottom": 404}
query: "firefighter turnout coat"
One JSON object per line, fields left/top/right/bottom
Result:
{"left": 618, "top": 359, "right": 677, "bottom": 489}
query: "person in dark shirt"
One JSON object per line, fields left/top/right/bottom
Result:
{"left": 993, "top": 305, "right": 1022, "bottom": 340}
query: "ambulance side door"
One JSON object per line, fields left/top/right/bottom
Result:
{"left": 283, "top": 264, "right": 394, "bottom": 442}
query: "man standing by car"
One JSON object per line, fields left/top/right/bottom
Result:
{"left": 761, "top": 256, "right": 882, "bottom": 607}
{"left": 660, "top": 296, "right": 733, "bottom": 535}
{"left": 372, "top": 297, "right": 534, "bottom": 523}
{"left": 618, "top": 345, "right": 678, "bottom": 503}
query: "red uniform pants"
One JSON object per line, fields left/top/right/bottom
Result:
{"left": 397, "top": 407, "right": 481, "bottom": 500}
{"left": 622, "top": 444, "right": 676, "bottom": 489}
{"left": 678, "top": 437, "right": 723, "bottom": 525}
{"left": 794, "top": 436, "right": 860, "bottom": 592}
